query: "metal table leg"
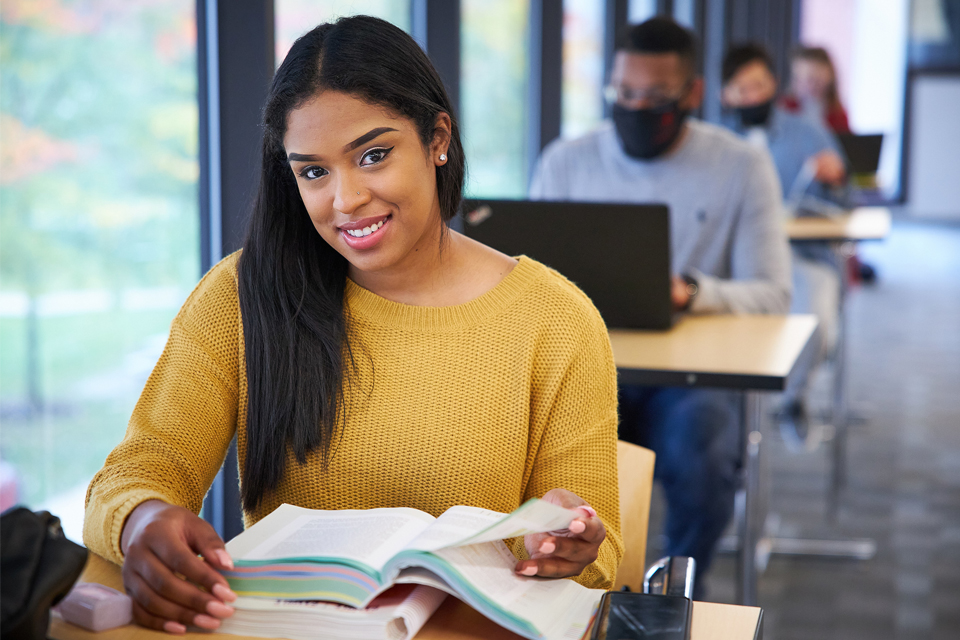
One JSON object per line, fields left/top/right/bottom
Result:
{"left": 735, "top": 392, "right": 763, "bottom": 606}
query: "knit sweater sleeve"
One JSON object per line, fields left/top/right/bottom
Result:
{"left": 82, "top": 255, "right": 242, "bottom": 564}
{"left": 509, "top": 278, "right": 624, "bottom": 590}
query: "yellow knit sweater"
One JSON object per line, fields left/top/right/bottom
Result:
{"left": 83, "top": 252, "right": 622, "bottom": 589}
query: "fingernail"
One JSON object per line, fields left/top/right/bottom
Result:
{"left": 163, "top": 621, "right": 186, "bottom": 634}
{"left": 539, "top": 541, "right": 556, "bottom": 554}
{"left": 207, "top": 600, "right": 235, "bottom": 618}
{"left": 569, "top": 519, "right": 586, "bottom": 534}
{"left": 520, "top": 565, "right": 538, "bottom": 576}
{"left": 577, "top": 506, "right": 598, "bottom": 519}
{"left": 215, "top": 549, "right": 234, "bottom": 570}
{"left": 193, "top": 614, "right": 221, "bottom": 630}
{"left": 212, "top": 583, "right": 237, "bottom": 602}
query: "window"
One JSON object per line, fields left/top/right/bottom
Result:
{"left": 460, "top": 0, "right": 531, "bottom": 198}
{"left": 0, "top": 0, "right": 199, "bottom": 541}
{"left": 800, "top": 0, "right": 910, "bottom": 197}
{"left": 275, "top": 0, "right": 412, "bottom": 64}
{"left": 628, "top": 0, "right": 658, "bottom": 23}
{"left": 562, "top": 0, "right": 605, "bottom": 139}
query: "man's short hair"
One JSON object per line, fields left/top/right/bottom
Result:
{"left": 615, "top": 17, "right": 698, "bottom": 77}
{"left": 722, "top": 43, "right": 776, "bottom": 85}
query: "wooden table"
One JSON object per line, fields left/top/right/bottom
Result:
{"left": 784, "top": 206, "right": 892, "bottom": 242}
{"left": 610, "top": 314, "right": 818, "bottom": 607}
{"left": 787, "top": 207, "right": 891, "bottom": 506}
{"left": 49, "top": 554, "right": 764, "bottom": 640}
{"left": 777, "top": 207, "right": 891, "bottom": 561}
{"left": 611, "top": 315, "right": 819, "bottom": 390}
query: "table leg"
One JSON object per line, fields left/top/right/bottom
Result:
{"left": 735, "top": 392, "right": 763, "bottom": 606}
{"left": 828, "top": 249, "right": 850, "bottom": 519}
{"left": 760, "top": 246, "right": 876, "bottom": 562}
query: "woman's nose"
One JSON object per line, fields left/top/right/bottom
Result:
{"left": 332, "top": 174, "right": 367, "bottom": 213}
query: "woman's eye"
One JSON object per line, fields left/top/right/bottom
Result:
{"left": 299, "top": 166, "right": 327, "bottom": 180}
{"left": 360, "top": 146, "right": 394, "bottom": 167}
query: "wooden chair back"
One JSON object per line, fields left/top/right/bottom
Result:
{"left": 614, "top": 440, "right": 656, "bottom": 592}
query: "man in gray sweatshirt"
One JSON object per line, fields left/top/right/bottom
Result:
{"left": 530, "top": 17, "right": 790, "bottom": 597}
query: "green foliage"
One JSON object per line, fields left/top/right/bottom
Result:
{"left": 461, "top": 0, "right": 531, "bottom": 198}
{"left": 0, "top": 2, "right": 199, "bottom": 293}
{"left": 0, "top": 1, "right": 200, "bottom": 511}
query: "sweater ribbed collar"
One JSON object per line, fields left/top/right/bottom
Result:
{"left": 344, "top": 256, "right": 543, "bottom": 332}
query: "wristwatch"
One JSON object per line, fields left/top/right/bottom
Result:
{"left": 680, "top": 274, "right": 699, "bottom": 311}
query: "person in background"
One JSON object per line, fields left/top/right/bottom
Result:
{"left": 530, "top": 17, "right": 790, "bottom": 598}
{"left": 720, "top": 43, "right": 844, "bottom": 439}
{"left": 782, "top": 46, "right": 851, "bottom": 134}
{"left": 784, "top": 45, "right": 877, "bottom": 283}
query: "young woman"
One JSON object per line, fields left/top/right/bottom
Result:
{"left": 782, "top": 46, "right": 851, "bottom": 134}
{"left": 83, "top": 16, "right": 622, "bottom": 634}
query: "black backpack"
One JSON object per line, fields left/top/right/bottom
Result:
{"left": 1, "top": 508, "right": 87, "bottom": 640}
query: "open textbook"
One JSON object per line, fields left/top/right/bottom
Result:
{"left": 219, "top": 584, "right": 447, "bottom": 640}
{"left": 220, "top": 499, "right": 606, "bottom": 640}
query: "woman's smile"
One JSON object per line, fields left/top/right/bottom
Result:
{"left": 339, "top": 214, "right": 392, "bottom": 250}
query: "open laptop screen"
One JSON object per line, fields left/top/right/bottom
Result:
{"left": 460, "top": 199, "right": 672, "bottom": 330}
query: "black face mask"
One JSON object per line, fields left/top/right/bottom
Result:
{"left": 612, "top": 102, "right": 689, "bottom": 160}
{"left": 736, "top": 99, "right": 774, "bottom": 127}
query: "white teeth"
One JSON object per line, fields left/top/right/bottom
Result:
{"left": 345, "top": 219, "right": 387, "bottom": 238}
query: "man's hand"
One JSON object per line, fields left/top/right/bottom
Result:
{"left": 671, "top": 275, "right": 691, "bottom": 311}
{"left": 120, "top": 500, "right": 236, "bottom": 634}
{"left": 515, "top": 489, "right": 606, "bottom": 579}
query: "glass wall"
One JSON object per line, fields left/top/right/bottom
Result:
{"left": 461, "top": 0, "right": 531, "bottom": 198}
{"left": 275, "top": 0, "right": 411, "bottom": 64}
{"left": 562, "top": 0, "right": 605, "bottom": 139}
{"left": 0, "top": 0, "right": 199, "bottom": 541}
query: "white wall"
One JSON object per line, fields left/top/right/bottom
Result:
{"left": 907, "top": 75, "right": 960, "bottom": 219}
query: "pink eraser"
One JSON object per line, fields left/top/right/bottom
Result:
{"left": 57, "top": 583, "right": 133, "bottom": 632}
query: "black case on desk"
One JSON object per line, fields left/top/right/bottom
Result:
{"left": 590, "top": 592, "right": 692, "bottom": 640}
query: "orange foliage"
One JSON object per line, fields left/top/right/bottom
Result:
{"left": 0, "top": 114, "right": 83, "bottom": 185}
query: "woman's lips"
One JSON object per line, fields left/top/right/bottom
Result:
{"left": 340, "top": 215, "right": 391, "bottom": 250}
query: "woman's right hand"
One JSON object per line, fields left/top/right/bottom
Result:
{"left": 120, "top": 500, "right": 237, "bottom": 634}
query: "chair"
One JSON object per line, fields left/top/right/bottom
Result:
{"left": 615, "top": 440, "right": 696, "bottom": 597}
{"left": 614, "top": 440, "right": 656, "bottom": 592}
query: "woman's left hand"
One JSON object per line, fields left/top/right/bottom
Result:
{"left": 515, "top": 488, "right": 606, "bottom": 579}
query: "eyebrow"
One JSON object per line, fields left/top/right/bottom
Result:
{"left": 286, "top": 127, "right": 399, "bottom": 163}
{"left": 343, "top": 127, "right": 398, "bottom": 152}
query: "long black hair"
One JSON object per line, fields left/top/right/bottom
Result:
{"left": 236, "top": 16, "right": 465, "bottom": 511}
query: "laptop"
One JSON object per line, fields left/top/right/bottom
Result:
{"left": 460, "top": 199, "right": 674, "bottom": 330}
{"left": 837, "top": 133, "right": 883, "bottom": 175}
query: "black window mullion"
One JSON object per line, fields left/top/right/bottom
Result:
{"left": 198, "top": 0, "right": 275, "bottom": 542}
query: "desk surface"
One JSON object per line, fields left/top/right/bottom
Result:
{"left": 785, "top": 206, "right": 891, "bottom": 241}
{"left": 610, "top": 314, "right": 818, "bottom": 391}
{"left": 49, "top": 555, "right": 763, "bottom": 640}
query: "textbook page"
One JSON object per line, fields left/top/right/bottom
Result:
{"left": 432, "top": 542, "right": 603, "bottom": 640}
{"left": 386, "top": 541, "right": 603, "bottom": 640}
{"left": 404, "top": 500, "right": 578, "bottom": 552}
{"left": 226, "top": 504, "right": 436, "bottom": 573}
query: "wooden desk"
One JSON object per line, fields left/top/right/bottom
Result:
{"left": 49, "top": 555, "right": 763, "bottom": 640}
{"left": 785, "top": 206, "right": 892, "bottom": 242}
{"left": 781, "top": 207, "right": 889, "bottom": 559}
{"left": 610, "top": 314, "right": 818, "bottom": 607}
{"left": 611, "top": 315, "right": 819, "bottom": 391}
